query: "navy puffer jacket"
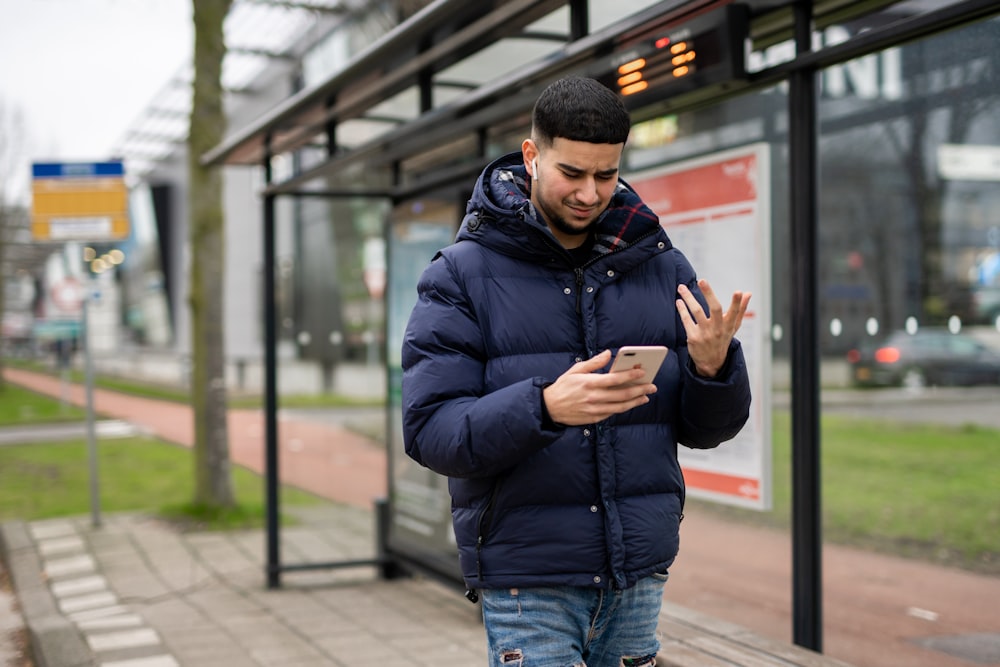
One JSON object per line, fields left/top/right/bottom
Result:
{"left": 401, "top": 151, "right": 750, "bottom": 592}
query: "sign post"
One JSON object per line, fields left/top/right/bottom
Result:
{"left": 31, "top": 160, "right": 130, "bottom": 528}
{"left": 81, "top": 284, "right": 101, "bottom": 528}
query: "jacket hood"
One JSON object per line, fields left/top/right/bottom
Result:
{"left": 456, "top": 151, "right": 672, "bottom": 267}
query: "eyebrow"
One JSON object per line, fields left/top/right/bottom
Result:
{"left": 556, "top": 162, "right": 619, "bottom": 178}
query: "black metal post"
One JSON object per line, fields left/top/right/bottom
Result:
{"left": 569, "top": 0, "right": 589, "bottom": 40}
{"left": 263, "top": 143, "right": 281, "bottom": 589}
{"left": 789, "top": 1, "right": 822, "bottom": 652}
{"left": 375, "top": 497, "right": 403, "bottom": 580}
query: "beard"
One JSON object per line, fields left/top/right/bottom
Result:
{"left": 536, "top": 194, "right": 596, "bottom": 239}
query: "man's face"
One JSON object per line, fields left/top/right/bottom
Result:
{"left": 523, "top": 137, "right": 623, "bottom": 249}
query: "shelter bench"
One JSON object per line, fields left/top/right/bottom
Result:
{"left": 657, "top": 602, "right": 855, "bottom": 667}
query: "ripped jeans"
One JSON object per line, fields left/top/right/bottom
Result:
{"left": 480, "top": 574, "right": 666, "bottom": 667}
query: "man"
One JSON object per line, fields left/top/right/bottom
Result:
{"left": 402, "top": 76, "right": 751, "bottom": 667}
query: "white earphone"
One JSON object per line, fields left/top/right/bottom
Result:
{"left": 531, "top": 158, "right": 539, "bottom": 181}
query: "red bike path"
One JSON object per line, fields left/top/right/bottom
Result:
{"left": 4, "top": 367, "right": 999, "bottom": 667}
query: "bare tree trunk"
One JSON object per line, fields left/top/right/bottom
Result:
{"left": 189, "top": 0, "right": 235, "bottom": 508}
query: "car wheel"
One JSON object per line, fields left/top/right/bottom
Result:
{"left": 901, "top": 367, "right": 927, "bottom": 391}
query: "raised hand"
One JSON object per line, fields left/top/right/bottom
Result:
{"left": 676, "top": 278, "right": 751, "bottom": 378}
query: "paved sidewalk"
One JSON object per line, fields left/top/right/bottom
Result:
{"left": 0, "top": 420, "right": 138, "bottom": 447}
{"left": 2, "top": 504, "right": 487, "bottom": 667}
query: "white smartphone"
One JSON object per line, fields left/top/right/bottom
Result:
{"left": 609, "top": 345, "right": 669, "bottom": 385}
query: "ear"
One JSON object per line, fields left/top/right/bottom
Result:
{"left": 522, "top": 138, "right": 539, "bottom": 180}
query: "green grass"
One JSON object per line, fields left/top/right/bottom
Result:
{"left": 822, "top": 416, "right": 999, "bottom": 569}
{"left": 0, "top": 436, "right": 325, "bottom": 529}
{"left": 691, "top": 411, "right": 1000, "bottom": 574}
{"left": 0, "top": 383, "right": 87, "bottom": 425}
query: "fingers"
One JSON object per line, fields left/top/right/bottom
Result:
{"left": 577, "top": 381, "right": 656, "bottom": 423}
{"left": 675, "top": 296, "right": 696, "bottom": 331}
{"left": 726, "top": 289, "right": 751, "bottom": 311}
{"left": 566, "top": 349, "right": 611, "bottom": 374}
{"left": 728, "top": 291, "right": 752, "bottom": 334}
{"left": 676, "top": 284, "right": 704, "bottom": 324}
{"left": 698, "top": 278, "right": 719, "bottom": 309}
{"left": 573, "top": 350, "right": 649, "bottom": 387}
{"left": 721, "top": 290, "right": 743, "bottom": 328}
{"left": 679, "top": 280, "right": 752, "bottom": 327}
{"left": 734, "top": 291, "right": 751, "bottom": 315}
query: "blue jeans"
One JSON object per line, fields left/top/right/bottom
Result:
{"left": 480, "top": 574, "right": 666, "bottom": 667}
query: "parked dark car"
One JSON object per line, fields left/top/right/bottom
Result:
{"left": 846, "top": 328, "right": 1000, "bottom": 389}
{"left": 971, "top": 285, "right": 1000, "bottom": 328}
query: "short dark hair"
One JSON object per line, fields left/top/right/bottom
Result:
{"left": 531, "top": 77, "right": 630, "bottom": 146}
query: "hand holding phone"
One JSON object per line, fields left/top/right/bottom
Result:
{"left": 609, "top": 345, "right": 669, "bottom": 386}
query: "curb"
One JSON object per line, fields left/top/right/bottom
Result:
{"left": 0, "top": 521, "right": 96, "bottom": 667}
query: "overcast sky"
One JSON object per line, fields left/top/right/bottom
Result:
{"left": 0, "top": 0, "right": 192, "bottom": 198}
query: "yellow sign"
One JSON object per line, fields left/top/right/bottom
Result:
{"left": 31, "top": 162, "right": 130, "bottom": 241}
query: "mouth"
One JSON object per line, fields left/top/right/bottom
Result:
{"left": 567, "top": 205, "right": 595, "bottom": 219}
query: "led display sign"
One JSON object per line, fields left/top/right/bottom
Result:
{"left": 600, "top": 3, "right": 750, "bottom": 114}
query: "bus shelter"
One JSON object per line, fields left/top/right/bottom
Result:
{"left": 203, "top": 0, "right": 1000, "bottom": 652}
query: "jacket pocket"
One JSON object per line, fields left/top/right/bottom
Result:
{"left": 475, "top": 479, "right": 503, "bottom": 581}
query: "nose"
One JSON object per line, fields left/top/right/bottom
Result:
{"left": 576, "top": 177, "right": 599, "bottom": 206}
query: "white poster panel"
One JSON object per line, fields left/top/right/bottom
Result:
{"left": 627, "top": 143, "right": 772, "bottom": 509}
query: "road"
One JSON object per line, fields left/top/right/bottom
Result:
{"left": 816, "top": 385, "right": 1000, "bottom": 429}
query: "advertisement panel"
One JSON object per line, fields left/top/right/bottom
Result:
{"left": 386, "top": 199, "right": 461, "bottom": 576}
{"left": 628, "top": 143, "right": 773, "bottom": 509}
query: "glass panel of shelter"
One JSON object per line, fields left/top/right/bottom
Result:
{"left": 273, "top": 0, "right": 1000, "bottom": 577}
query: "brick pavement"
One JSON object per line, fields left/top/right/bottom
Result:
{"left": 2, "top": 505, "right": 487, "bottom": 667}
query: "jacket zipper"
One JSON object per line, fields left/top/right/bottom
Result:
{"left": 574, "top": 268, "right": 584, "bottom": 314}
